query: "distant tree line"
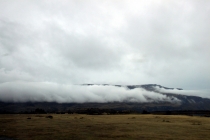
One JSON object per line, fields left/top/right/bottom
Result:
{"left": 1, "top": 108, "right": 210, "bottom": 117}
{"left": 68, "top": 108, "right": 135, "bottom": 115}
{"left": 152, "top": 110, "right": 210, "bottom": 116}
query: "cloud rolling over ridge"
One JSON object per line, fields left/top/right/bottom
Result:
{"left": 155, "top": 86, "right": 210, "bottom": 99}
{"left": 0, "top": 82, "right": 180, "bottom": 103}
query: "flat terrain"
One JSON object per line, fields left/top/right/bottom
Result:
{"left": 0, "top": 114, "right": 210, "bottom": 140}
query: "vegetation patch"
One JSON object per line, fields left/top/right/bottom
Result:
{"left": 45, "top": 115, "right": 53, "bottom": 119}
{"left": 0, "top": 114, "right": 210, "bottom": 140}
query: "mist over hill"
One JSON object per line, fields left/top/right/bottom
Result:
{"left": 1, "top": 1, "right": 210, "bottom": 114}
{"left": 0, "top": 83, "right": 210, "bottom": 113}
{"left": 0, "top": 82, "right": 183, "bottom": 103}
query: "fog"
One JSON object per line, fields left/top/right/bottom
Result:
{"left": 155, "top": 86, "right": 210, "bottom": 99}
{"left": 0, "top": 82, "right": 180, "bottom": 103}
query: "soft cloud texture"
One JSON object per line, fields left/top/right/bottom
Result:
{"left": 0, "top": 0, "right": 210, "bottom": 99}
{"left": 156, "top": 87, "right": 210, "bottom": 99}
{"left": 0, "top": 82, "right": 180, "bottom": 103}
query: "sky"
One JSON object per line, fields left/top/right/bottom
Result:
{"left": 0, "top": 0, "right": 210, "bottom": 102}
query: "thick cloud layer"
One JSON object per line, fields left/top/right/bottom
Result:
{"left": 0, "top": 82, "right": 180, "bottom": 103}
{"left": 0, "top": 0, "right": 210, "bottom": 100}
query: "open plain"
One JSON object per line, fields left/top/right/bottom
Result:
{"left": 0, "top": 114, "right": 210, "bottom": 140}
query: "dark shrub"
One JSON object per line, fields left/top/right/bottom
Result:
{"left": 46, "top": 115, "right": 53, "bottom": 119}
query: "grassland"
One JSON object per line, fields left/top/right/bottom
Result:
{"left": 0, "top": 114, "right": 210, "bottom": 140}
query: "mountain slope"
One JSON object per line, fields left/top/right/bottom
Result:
{"left": 0, "top": 84, "right": 210, "bottom": 113}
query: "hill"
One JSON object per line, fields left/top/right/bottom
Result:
{"left": 0, "top": 84, "right": 210, "bottom": 114}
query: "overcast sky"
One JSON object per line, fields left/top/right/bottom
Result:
{"left": 0, "top": 0, "right": 210, "bottom": 91}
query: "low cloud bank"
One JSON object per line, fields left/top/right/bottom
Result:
{"left": 155, "top": 86, "right": 210, "bottom": 99}
{"left": 0, "top": 82, "right": 180, "bottom": 103}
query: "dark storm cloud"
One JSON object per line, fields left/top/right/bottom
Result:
{"left": 0, "top": 0, "right": 209, "bottom": 102}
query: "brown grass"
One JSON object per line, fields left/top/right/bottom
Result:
{"left": 0, "top": 114, "right": 210, "bottom": 140}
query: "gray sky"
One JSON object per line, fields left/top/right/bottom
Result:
{"left": 0, "top": 0, "right": 210, "bottom": 91}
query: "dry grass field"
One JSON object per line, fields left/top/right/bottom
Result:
{"left": 0, "top": 114, "right": 210, "bottom": 140}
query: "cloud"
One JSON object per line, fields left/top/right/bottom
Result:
{"left": 0, "top": 0, "right": 210, "bottom": 90}
{"left": 155, "top": 86, "right": 210, "bottom": 99}
{"left": 0, "top": 81, "right": 180, "bottom": 103}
